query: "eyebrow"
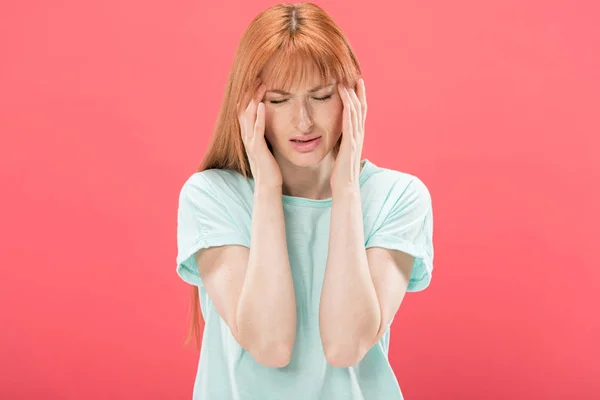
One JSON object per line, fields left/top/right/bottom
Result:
{"left": 266, "top": 83, "right": 335, "bottom": 95}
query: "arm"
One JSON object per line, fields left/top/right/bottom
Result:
{"left": 196, "top": 183, "right": 296, "bottom": 368}
{"left": 319, "top": 186, "right": 414, "bottom": 368}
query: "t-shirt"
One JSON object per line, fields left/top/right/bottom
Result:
{"left": 176, "top": 158, "right": 434, "bottom": 400}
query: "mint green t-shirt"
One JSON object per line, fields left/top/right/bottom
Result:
{"left": 176, "top": 159, "right": 434, "bottom": 399}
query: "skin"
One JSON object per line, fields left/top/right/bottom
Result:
{"left": 195, "top": 67, "right": 416, "bottom": 368}
{"left": 318, "top": 78, "right": 416, "bottom": 367}
{"left": 258, "top": 65, "right": 344, "bottom": 199}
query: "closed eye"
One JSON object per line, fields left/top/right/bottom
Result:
{"left": 269, "top": 95, "right": 333, "bottom": 105}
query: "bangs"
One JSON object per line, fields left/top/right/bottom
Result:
{"left": 261, "top": 45, "right": 340, "bottom": 93}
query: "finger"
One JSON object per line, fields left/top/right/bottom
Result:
{"left": 238, "top": 99, "right": 249, "bottom": 144}
{"left": 249, "top": 85, "right": 267, "bottom": 140}
{"left": 340, "top": 85, "right": 356, "bottom": 117}
{"left": 254, "top": 102, "right": 265, "bottom": 141}
{"left": 344, "top": 91, "right": 353, "bottom": 143}
{"left": 239, "top": 78, "right": 261, "bottom": 115}
{"left": 251, "top": 82, "right": 265, "bottom": 105}
{"left": 344, "top": 87, "right": 359, "bottom": 140}
{"left": 353, "top": 79, "right": 366, "bottom": 126}
{"left": 240, "top": 80, "right": 264, "bottom": 145}
{"left": 347, "top": 87, "right": 362, "bottom": 134}
{"left": 239, "top": 87, "right": 253, "bottom": 117}
{"left": 245, "top": 84, "right": 266, "bottom": 124}
{"left": 338, "top": 84, "right": 351, "bottom": 143}
{"left": 239, "top": 113, "right": 247, "bottom": 144}
{"left": 358, "top": 78, "right": 367, "bottom": 125}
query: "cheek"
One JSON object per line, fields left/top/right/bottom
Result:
{"left": 263, "top": 109, "right": 285, "bottom": 142}
{"left": 327, "top": 96, "right": 343, "bottom": 118}
{"left": 266, "top": 106, "right": 296, "bottom": 125}
{"left": 263, "top": 109, "right": 272, "bottom": 129}
{"left": 321, "top": 101, "right": 343, "bottom": 131}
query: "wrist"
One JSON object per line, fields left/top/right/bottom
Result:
{"left": 331, "top": 183, "right": 361, "bottom": 199}
{"left": 254, "top": 182, "right": 283, "bottom": 197}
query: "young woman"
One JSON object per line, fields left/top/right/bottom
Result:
{"left": 176, "top": 3, "right": 434, "bottom": 399}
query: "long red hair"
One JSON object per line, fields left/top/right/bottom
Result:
{"left": 184, "top": 2, "right": 362, "bottom": 350}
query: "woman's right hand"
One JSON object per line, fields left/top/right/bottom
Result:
{"left": 238, "top": 79, "right": 283, "bottom": 188}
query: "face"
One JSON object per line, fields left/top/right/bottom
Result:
{"left": 259, "top": 68, "right": 343, "bottom": 167}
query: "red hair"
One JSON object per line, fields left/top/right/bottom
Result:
{"left": 185, "top": 2, "right": 362, "bottom": 350}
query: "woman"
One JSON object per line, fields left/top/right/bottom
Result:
{"left": 176, "top": 3, "right": 434, "bottom": 399}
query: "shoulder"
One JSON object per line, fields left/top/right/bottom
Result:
{"left": 179, "top": 168, "right": 253, "bottom": 204}
{"left": 362, "top": 161, "right": 432, "bottom": 205}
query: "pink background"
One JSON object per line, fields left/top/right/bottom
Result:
{"left": 1, "top": 0, "right": 598, "bottom": 398}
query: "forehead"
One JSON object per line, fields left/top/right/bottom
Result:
{"left": 260, "top": 55, "right": 335, "bottom": 93}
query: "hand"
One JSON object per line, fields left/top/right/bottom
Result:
{"left": 238, "top": 79, "right": 283, "bottom": 188}
{"left": 330, "top": 78, "right": 367, "bottom": 193}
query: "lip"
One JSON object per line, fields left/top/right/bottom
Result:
{"left": 289, "top": 134, "right": 321, "bottom": 142}
{"left": 289, "top": 136, "right": 322, "bottom": 153}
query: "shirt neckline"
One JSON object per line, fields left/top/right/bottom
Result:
{"left": 251, "top": 159, "right": 376, "bottom": 208}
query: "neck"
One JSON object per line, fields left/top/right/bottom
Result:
{"left": 276, "top": 154, "right": 336, "bottom": 200}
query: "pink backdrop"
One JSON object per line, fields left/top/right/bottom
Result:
{"left": 1, "top": 0, "right": 598, "bottom": 398}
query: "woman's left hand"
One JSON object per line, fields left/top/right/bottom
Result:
{"left": 330, "top": 78, "right": 367, "bottom": 193}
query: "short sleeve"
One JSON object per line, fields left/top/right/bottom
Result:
{"left": 365, "top": 176, "right": 434, "bottom": 292}
{"left": 176, "top": 173, "right": 249, "bottom": 288}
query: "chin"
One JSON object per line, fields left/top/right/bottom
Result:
{"left": 289, "top": 157, "right": 321, "bottom": 167}
{"left": 287, "top": 148, "right": 332, "bottom": 168}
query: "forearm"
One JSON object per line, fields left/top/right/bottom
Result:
{"left": 319, "top": 185, "right": 380, "bottom": 366}
{"left": 236, "top": 184, "right": 296, "bottom": 364}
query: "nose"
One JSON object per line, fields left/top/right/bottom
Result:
{"left": 293, "top": 101, "right": 314, "bottom": 133}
